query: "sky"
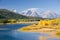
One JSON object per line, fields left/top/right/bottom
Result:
{"left": 0, "top": 0, "right": 60, "bottom": 13}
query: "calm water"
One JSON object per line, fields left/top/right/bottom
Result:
{"left": 0, "top": 24, "right": 32, "bottom": 30}
{"left": 0, "top": 24, "right": 60, "bottom": 40}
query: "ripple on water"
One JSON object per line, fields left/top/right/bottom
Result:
{"left": 0, "top": 30, "right": 41, "bottom": 40}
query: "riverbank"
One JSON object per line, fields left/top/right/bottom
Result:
{"left": 16, "top": 21, "right": 39, "bottom": 24}
{"left": 0, "top": 21, "right": 38, "bottom": 25}
{"left": 19, "top": 24, "right": 60, "bottom": 40}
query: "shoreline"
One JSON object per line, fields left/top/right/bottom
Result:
{"left": 19, "top": 24, "right": 60, "bottom": 40}
{"left": 0, "top": 21, "right": 39, "bottom": 25}
{"left": 20, "top": 29, "right": 60, "bottom": 40}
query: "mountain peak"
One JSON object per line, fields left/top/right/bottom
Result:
{"left": 46, "top": 10, "right": 55, "bottom": 13}
{"left": 27, "top": 8, "right": 38, "bottom": 11}
{"left": 20, "top": 8, "right": 59, "bottom": 18}
{"left": 21, "top": 8, "right": 40, "bottom": 12}
{"left": 20, "top": 8, "right": 42, "bottom": 17}
{"left": 27, "top": 8, "right": 39, "bottom": 14}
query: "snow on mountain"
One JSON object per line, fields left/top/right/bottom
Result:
{"left": 20, "top": 8, "right": 42, "bottom": 17}
{"left": 20, "top": 8, "right": 59, "bottom": 18}
{"left": 41, "top": 10, "right": 58, "bottom": 18}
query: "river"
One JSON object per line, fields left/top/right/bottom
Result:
{"left": 0, "top": 24, "right": 60, "bottom": 40}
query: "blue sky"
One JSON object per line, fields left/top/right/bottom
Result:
{"left": 0, "top": 0, "right": 60, "bottom": 13}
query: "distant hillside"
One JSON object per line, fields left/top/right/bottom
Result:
{"left": 20, "top": 8, "right": 59, "bottom": 18}
{"left": 27, "top": 16, "right": 43, "bottom": 20}
{"left": 0, "top": 9, "right": 43, "bottom": 21}
{"left": 0, "top": 9, "right": 29, "bottom": 19}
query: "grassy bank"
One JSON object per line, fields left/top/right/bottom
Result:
{"left": 19, "top": 18, "right": 60, "bottom": 40}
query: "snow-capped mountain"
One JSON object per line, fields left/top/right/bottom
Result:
{"left": 20, "top": 8, "right": 59, "bottom": 18}
{"left": 20, "top": 8, "right": 42, "bottom": 17}
{"left": 41, "top": 10, "right": 58, "bottom": 18}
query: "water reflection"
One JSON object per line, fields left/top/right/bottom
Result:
{"left": 0, "top": 24, "right": 60, "bottom": 40}
{"left": 0, "top": 30, "right": 41, "bottom": 40}
{"left": 0, "top": 30, "right": 18, "bottom": 40}
{"left": 1, "top": 29, "right": 60, "bottom": 40}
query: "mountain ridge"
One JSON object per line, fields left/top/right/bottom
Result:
{"left": 0, "top": 9, "right": 43, "bottom": 20}
{"left": 20, "top": 8, "right": 59, "bottom": 18}
{"left": 0, "top": 9, "right": 29, "bottom": 19}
